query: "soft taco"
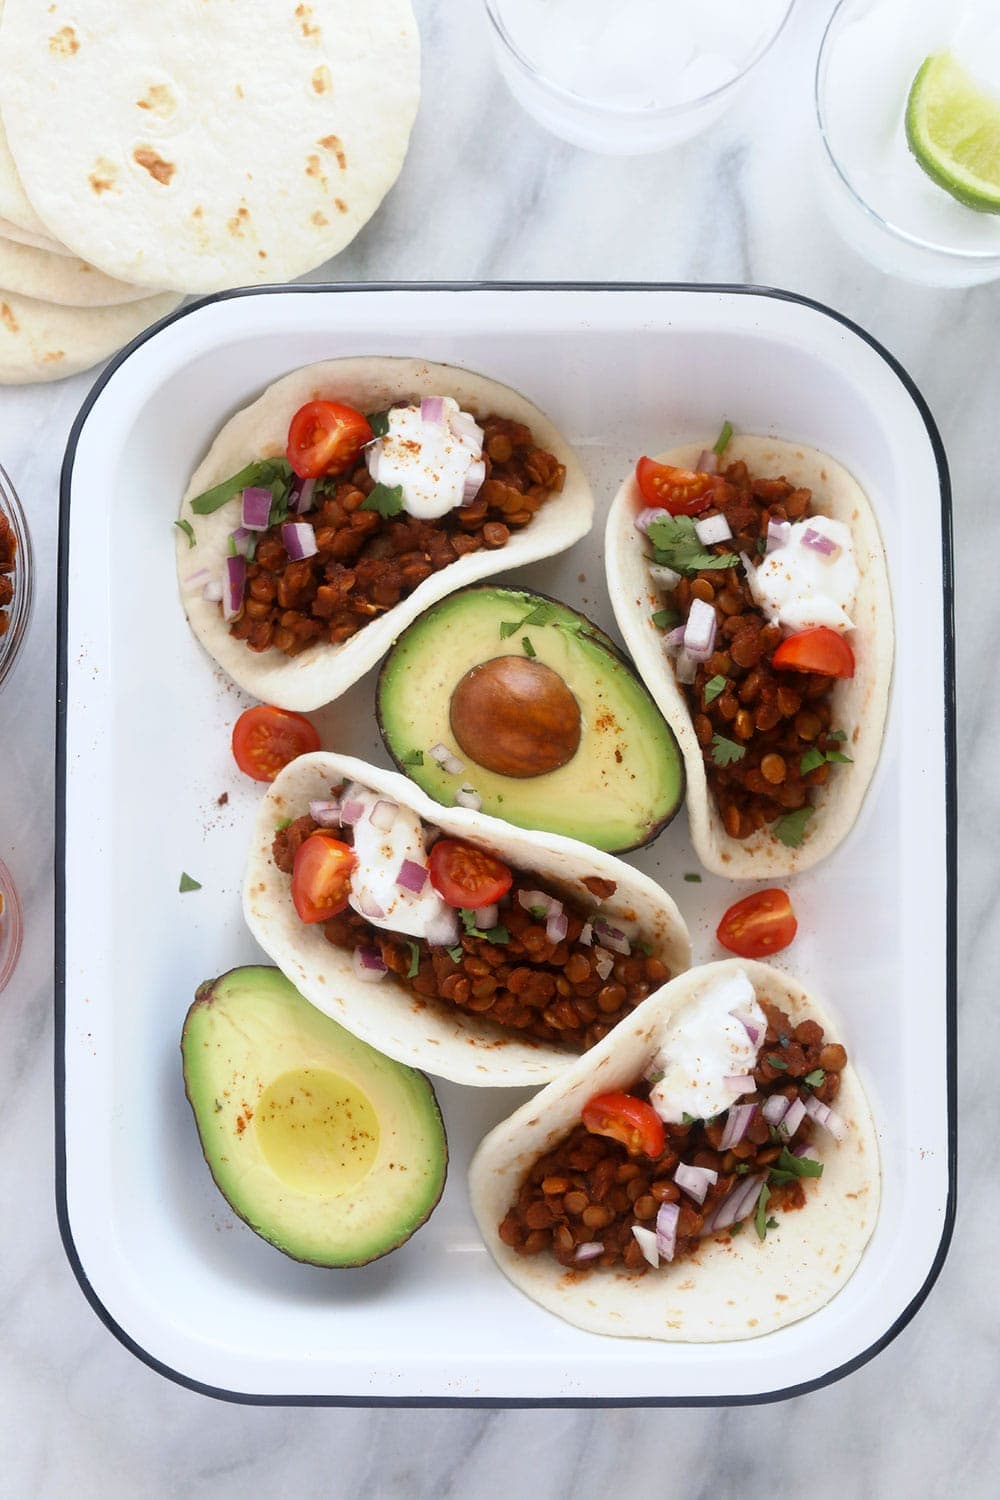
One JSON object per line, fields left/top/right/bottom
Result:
{"left": 177, "top": 357, "right": 593, "bottom": 711}
{"left": 243, "top": 752, "right": 692, "bottom": 1088}
{"left": 604, "top": 431, "right": 893, "bottom": 877}
{"left": 469, "top": 959, "right": 879, "bottom": 1342}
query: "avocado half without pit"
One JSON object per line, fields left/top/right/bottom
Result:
{"left": 377, "top": 586, "right": 685, "bottom": 853}
{"left": 181, "top": 966, "right": 447, "bottom": 1267}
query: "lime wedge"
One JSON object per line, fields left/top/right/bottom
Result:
{"left": 906, "top": 52, "right": 1000, "bottom": 213}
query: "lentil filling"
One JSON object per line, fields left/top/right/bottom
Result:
{"left": 272, "top": 814, "right": 670, "bottom": 1050}
{"left": 0, "top": 507, "right": 15, "bottom": 640}
{"left": 499, "top": 998, "right": 847, "bottom": 1273}
{"left": 661, "top": 460, "right": 848, "bottom": 841}
{"left": 232, "top": 414, "right": 566, "bottom": 658}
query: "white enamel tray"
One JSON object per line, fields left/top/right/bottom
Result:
{"left": 57, "top": 285, "right": 955, "bottom": 1405}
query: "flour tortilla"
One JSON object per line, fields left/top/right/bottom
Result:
{"left": 0, "top": 236, "right": 155, "bottom": 306}
{"left": 0, "top": 0, "right": 420, "bottom": 293}
{"left": 469, "top": 959, "right": 880, "bottom": 1342}
{"left": 0, "top": 1, "right": 51, "bottom": 238}
{"left": 177, "top": 357, "right": 595, "bottom": 711}
{"left": 605, "top": 437, "right": 893, "bottom": 878}
{"left": 0, "top": 287, "right": 180, "bottom": 384}
{"left": 244, "top": 752, "right": 692, "bottom": 1088}
{"left": 0, "top": 215, "right": 70, "bottom": 257}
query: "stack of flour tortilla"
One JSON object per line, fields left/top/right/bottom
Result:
{"left": 0, "top": 0, "right": 420, "bottom": 384}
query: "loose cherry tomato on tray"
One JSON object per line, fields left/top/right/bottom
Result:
{"left": 636, "top": 457, "right": 723, "bottom": 516}
{"left": 291, "top": 834, "right": 357, "bottom": 924}
{"left": 717, "top": 888, "right": 797, "bottom": 959}
{"left": 286, "top": 400, "right": 373, "bottom": 478}
{"left": 428, "top": 838, "right": 513, "bottom": 909}
{"left": 772, "top": 627, "right": 855, "bottom": 679}
{"left": 582, "top": 1092, "right": 665, "bottom": 1159}
{"left": 231, "top": 704, "right": 321, "bottom": 782}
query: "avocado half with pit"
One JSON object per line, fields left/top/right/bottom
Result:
{"left": 181, "top": 966, "right": 447, "bottom": 1267}
{"left": 377, "top": 586, "right": 685, "bottom": 853}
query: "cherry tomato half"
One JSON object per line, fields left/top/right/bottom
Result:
{"left": 286, "top": 399, "right": 373, "bottom": 479}
{"left": 291, "top": 833, "right": 357, "bottom": 924}
{"left": 582, "top": 1092, "right": 665, "bottom": 1159}
{"left": 231, "top": 704, "right": 321, "bottom": 782}
{"left": 636, "top": 457, "right": 724, "bottom": 517}
{"left": 428, "top": 838, "right": 513, "bottom": 910}
{"left": 772, "top": 627, "right": 855, "bottom": 679}
{"left": 717, "top": 888, "right": 797, "bottom": 959}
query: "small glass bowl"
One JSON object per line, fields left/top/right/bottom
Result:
{"left": 0, "top": 464, "right": 33, "bottom": 694}
{"left": 483, "top": 0, "right": 796, "bottom": 155}
{"left": 0, "top": 858, "right": 23, "bottom": 993}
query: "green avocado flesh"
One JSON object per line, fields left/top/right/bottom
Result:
{"left": 377, "top": 586, "right": 685, "bottom": 853}
{"left": 181, "top": 966, "right": 447, "bottom": 1267}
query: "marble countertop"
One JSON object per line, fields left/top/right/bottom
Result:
{"left": 0, "top": 1, "right": 991, "bottom": 1494}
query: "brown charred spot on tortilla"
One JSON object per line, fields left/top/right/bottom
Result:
{"left": 0, "top": 303, "right": 18, "bottom": 334}
{"left": 582, "top": 876, "right": 617, "bottom": 901}
{"left": 318, "top": 134, "right": 348, "bottom": 170}
{"left": 49, "top": 26, "right": 79, "bottom": 56}
{"left": 311, "top": 65, "right": 332, "bottom": 94}
{"left": 133, "top": 147, "right": 176, "bottom": 185}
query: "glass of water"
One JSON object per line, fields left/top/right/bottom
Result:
{"left": 483, "top": 0, "right": 796, "bottom": 155}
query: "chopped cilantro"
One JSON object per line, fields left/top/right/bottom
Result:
{"left": 765, "top": 1217, "right": 779, "bottom": 1231}
{"left": 647, "top": 514, "right": 739, "bottom": 576}
{"left": 367, "top": 410, "right": 390, "bottom": 438}
{"left": 174, "top": 518, "right": 196, "bottom": 548}
{"left": 520, "top": 602, "right": 558, "bottom": 628}
{"left": 446, "top": 945, "right": 464, "bottom": 963}
{"left": 703, "top": 674, "right": 726, "bottom": 705}
{"left": 647, "top": 1070, "right": 665, "bottom": 1085}
{"left": 178, "top": 872, "right": 202, "bottom": 893}
{"left": 803, "top": 1068, "right": 825, "bottom": 1088}
{"left": 728, "top": 1219, "right": 744, "bottom": 1235}
{"left": 800, "top": 746, "right": 826, "bottom": 775}
{"left": 768, "top": 1147, "right": 824, "bottom": 1186}
{"left": 825, "top": 749, "right": 853, "bottom": 764}
{"left": 684, "top": 872, "right": 702, "bottom": 883}
{"left": 767, "top": 1053, "right": 788, "bottom": 1071}
{"left": 459, "top": 908, "right": 510, "bottom": 945}
{"left": 754, "top": 1183, "right": 771, "bottom": 1241}
{"left": 274, "top": 817, "right": 292, "bottom": 832}
{"left": 713, "top": 419, "right": 734, "bottom": 457}
{"left": 529, "top": 905, "right": 547, "bottom": 919}
{"left": 360, "top": 482, "right": 405, "bottom": 518}
{"left": 227, "top": 534, "right": 237, "bottom": 557}
{"left": 711, "top": 733, "right": 746, "bottom": 768}
{"left": 756, "top": 536, "right": 767, "bottom": 556}
{"left": 775, "top": 806, "right": 814, "bottom": 848}
{"left": 734, "top": 1163, "right": 749, "bottom": 1176}
{"left": 828, "top": 728, "right": 847, "bottom": 741}
{"left": 190, "top": 457, "right": 295, "bottom": 516}
{"left": 637, "top": 939, "right": 653, "bottom": 956}
{"left": 522, "top": 636, "right": 537, "bottom": 658}
{"left": 498, "top": 620, "right": 518, "bottom": 639}
{"left": 681, "top": 1112, "right": 696, "bottom": 1125}
{"left": 652, "top": 607, "right": 681, "bottom": 630}
{"left": 405, "top": 940, "right": 420, "bottom": 979}
{"left": 399, "top": 749, "right": 424, "bottom": 767}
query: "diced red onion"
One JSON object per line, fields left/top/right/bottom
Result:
{"left": 282, "top": 521, "right": 318, "bottom": 561}
{"left": 702, "top": 1172, "right": 764, "bottom": 1233}
{"left": 449, "top": 408, "right": 485, "bottom": 449}
{"left": 683, "top": 597, "right": 717, "bottom": 661}
{"left": 782, "top": 1096, "right": 807, "bottom": 1138}
{"left": 579, "top": 921, "right": 593, "bottom": 947}
{"left": 649, "top": 562, "right": 681, "bottom": 590}
{"left": 229, "top": 525, "right": 257, "bottom": 559}
{"left": 352, "top": 946, "right": 387, "bottom": 982}
{"left": 203, "top": 578, "right": 224, "bottom": 603}
{"left": 455, "top": 784, "right": 482, "bottom": 811}
{"left": 631, "top": 1224, "right": 659, "bottom": 1268}
{"left": 420, "top": 396, "right": 444, "bottom": 424}
{"left": 694, "top": 513, "right": 732, "bottom": 546}
{"left": 740, "top": 551, "right": 758, "bottom": 581}
{"left": 655, "top": 1200, "right": 680, "bottom": 1261}
{"left": 573, "top": 1241, "right": 604, "bottom": 1263}
{"left": 339, "top": 800, "right": 365, "bottom": 827}
{"left": 429, "top": 743, "right": 465, "bottom": 777}
{"left": 695, "top": 449, "right": 718, "bottom": 474}
{"left": 517, "top": 889, "right": 560, "bottom": 919}
{"left": 593, "top": 919, "right": 630, "bottom": 956}
{"left": 793, "top": 1143, "right": 821, "bottom": 1162}
{"left": 766, "top": 518, "right": 792, "bottom": 553}
{"left": 803, "top": 1093, "right": 848, "bottom": 1140}
{"left": 594, "top": 948, "right": 614, "bottom": 981}
{"left": 664, "top": 624, "right": 687, "bottom": 653}
{"left": 634, "top": 506, "right": 669, "bottom": 535}
{"left": 469, "top": 902, "right": 497, "bottom": 929}
{"left": 425, "top": 906, "right": 461, "bottom": 948}
{"left": 309, "top": 799, "right": 342, "bottom": 828}
{"left": 461, "top": 457, "right": 486, "bottom": 504}
{"left": 724, "top": 1074, "right": 755, "bottom": 1095}
{"left": 241, "top": 486, "right": 272, "bottom": 530}
{"left": 222, "top": 555, "right": 246, "bottom": 622}
{"left": 396, "top": 859, "right": 428, "bottom": 894}
{"left": 356, "top": 895, "right": 386, "bottom": 921}
{"left": 292, "top": 477, "right": 316, "bottom": 514}
{"left": 369, "top": 800, "right": 398, "bottom": 833}
{"left": 546, "top": 911, "right": 569, "bottom": 944}
{"left": 674, "top": 648, "right": 698, "bottom": 684}
{"left": 762, "top": 1094, "right": 790, "bottom": 1126}
{"left": 731, "top": 1010, "right": 763, "bottom": 1046}
{"left": 718, "top": 1102, "right": 756, "bottom": 1151}
{"left": 183, "top": 567, "right": 212, "bottom": 590}
{"left": 801, "top": 526, "right": 840, "bottom": 559}
{"left": 673, "top": 1163, "right": 718, "bottom": 1206}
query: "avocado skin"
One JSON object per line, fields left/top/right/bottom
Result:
{"left": 181, "top": 966, "right": 448, "bottom": 1268}
{"left": 377, "top": 586, "right": 685, "bottom": 853}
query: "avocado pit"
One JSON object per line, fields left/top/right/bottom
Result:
{"left": 449, "top": 655, "right": 582, "bottom": 778}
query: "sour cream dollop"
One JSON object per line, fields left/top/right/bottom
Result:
{"left": 345, "top": 785, "right": 454, "bottom": 941}
{"left": 648, "top": 969, "right": 765, "bottom": 1125}
{"left": 367, "top": 397, "right": 485, "bottom": 519}
{"left": 748, "top": 515, "right": 859, "bottom": 634}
